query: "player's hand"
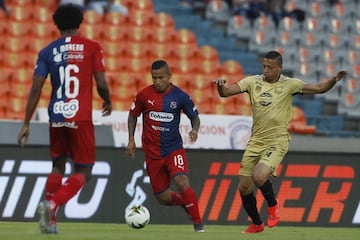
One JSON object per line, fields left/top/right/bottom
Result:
{"left": 334, "top": 71, "right": 347, "bottom": 82}
{"left": 189, "top": 129, "right": 198, "bottom": 142}
{"left": 102, "top": 102, "right": 112, "bottom": 116}
{"left": 125, "top": 139, "right": 136, "bottom": 159}
{"left": 214, "top": 78, "right": 227, "bottom": 86}
{"left": 17, "top": 125, "right": 30, "bottom": 148}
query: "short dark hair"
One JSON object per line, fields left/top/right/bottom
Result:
{"left": 151, "top": 60, "right": 171, "bottom": 73}
{"left": 264, "top": 51, "right": 283, "bottom": 65}
{"left": 53, "top": 4, "right": 83, "bottom": 31}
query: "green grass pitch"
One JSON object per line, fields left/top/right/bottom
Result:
{"left": 0, "top": 222, "right": 359, "bottom": 240}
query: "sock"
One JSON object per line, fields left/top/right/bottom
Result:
{"left": 180, "top": 187, "right": 202, "bottom": 224}
{"left": 45, "top": 173, "right": 63, "bottom": 201}
{"left": 241, "top": 192, "right": 262, "bottom": 225}
{"left": 259, "top": 179, "right": 277, "bottom": 207}
{"left": 168, "top": 191, "right": 184, "bottom": 206}
{"left": 52, "top": 173, "right": 86, "bottom": 207}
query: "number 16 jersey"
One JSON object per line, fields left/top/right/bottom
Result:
{"left": 34, "top": 35, "right": 105, "bottom": 122}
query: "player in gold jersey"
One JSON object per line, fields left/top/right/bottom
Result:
{"left": 214, "top": 51, "right": 347, "bottom": 234}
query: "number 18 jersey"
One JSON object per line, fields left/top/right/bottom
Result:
{"left": 34, "top": 35, "right": 105, "bottom": 122}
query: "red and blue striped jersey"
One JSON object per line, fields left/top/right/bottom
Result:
{"left": 130, "top": 84, "right": 199, "bottom": 159}
{"left": 34, "top": 35, "right": 105, "bottom": 122}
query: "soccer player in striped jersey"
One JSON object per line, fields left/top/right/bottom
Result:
{"left": 17, "top": 4, "right": 112, "bottom": 234}
{"left": 214, "top": 50, "right": 346, "bottom": 234}
{"left": 125, "top": 60, "right": 204, "bottom": 232}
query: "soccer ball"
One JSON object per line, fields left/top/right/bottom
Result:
{"left": 125, "top": 205, "right": 150, "bottom": 229}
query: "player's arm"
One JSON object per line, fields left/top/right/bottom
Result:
{"left": 213, "top": 78, "right": 242, "bottom": 97}
{"left": 302, "top": 70, "right": 347, "bottom": 94}
{"left": 17, "top": 75, "right": 46, "bottom": 146}
{"left": 125, "top": 114, "right": 138, "bottom": 158}
{"left": 94, "top": 71, "right": 112, "bottom": 116}
{"left": 189, "top": 115, "right": 200, "bottom": 142}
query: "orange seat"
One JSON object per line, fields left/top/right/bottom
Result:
{"left": 128, "top": 10, "right": 155, "bottom": 27}
{"left": 198, "top": 45, "right": 219, "bottom": 62}
{"left": 111, "top": 84, "right": 137, "bottom": 102}
{"left": 104, "top": 11, "right": 128, "bottom": 26}
{"left": 198, "top": 60, "right": 221, "bottom": 75}
{"left": 8, "top": 6, "right": 33, "bottom": 22}
{"left": 6, "top": 97, "right": 27, "bottom": 120}
{"left": 83, "top": 10, "right": 104, "bottom": 25}
{"left": 173, "top": 59, "right": 198, "bottom": 75}
{"left": 170, "top": 73, "right": 190, "bottom": 91}
{"left": 150, "top": 27, "right": 176, "bottom": 44}
{"left": 188, "top": 88, "right": 212, "bottom": 106}
{"left": 105, "top": 56, "right": 127, "bottom": 73}
{"left": 173, "top": 43, "right": 198, "bottom": 60}
{"left": 102, "top": 40, "right": 127, "bottom": 58}
{"left": 220, "top": 60, "right": 243, "bottom": 78}
{"left": 130, "top": 0, "right": 153, "bottom": 12}
{"left": 33, "top": 7, "right": 53, "bottom": 23}
{"left": 78, "top": 23, "right": 104, "bottom": 41}
{"left": 28, "top": 38, "right": 51, "bottom": 55}
{"left": 153, "top": 12, "right": 175, "bottom": 29}
{"left": 175, "top": 29, "right": 197, "bottom": 46}
{"left": 148, "top": 43, "right": 175, "bottom": 61}
{"left": 126, "top": 42, "right": 151, "bottom": 59}
{"left": 289, "top": 106, "right": 317, "bottom": 134}
{"left": 3, "top": 36, "right": 28, "bottom": 53}
{"left": 124, "top": 57, "right": 151, "bottom": 73}
{"left": 10, "top": 68, "right": 33, "bottom": 84}
{"left": 188, "top": 74, "right": 215, "bottom": 91}
{"left": 127, "top": 26, "right": 152, "bottom": 43}
{"left": 136, "top": 72, "right": 153, "bottom": 90}
{"left": 9, "top": 81, "right": 31, "bottom": 99}
{"left": 2, "top": 51, "right": 29, "bottom": 68}
{"left": 108, "top": 71, "right": 136, "bottom": 88}
{"left": 6, "top": 21, "right": 32, "bottom": 37}
{"left": 34, "top": 0, "right": 58, "bottom": 10}
{"left": 102, "top": 25, "right": 128, "bottom": 41}
{"left": 8, "top": 0, "right": 33, "bottom": 7}
{"left": 31, "top": 22, "right": 58, "bottom": 39}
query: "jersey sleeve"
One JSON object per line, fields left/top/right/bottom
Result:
{"left": 34, "top": 50, "right": 50, "bottom": 78}
{"left": 237, "top": 75, "right": 256, "bottom": 92}
{"left": 181, "top": 92, "right": 199, "bottom": 119}
{"left": 129, "top": 93, "right": 144, "bottom": 117}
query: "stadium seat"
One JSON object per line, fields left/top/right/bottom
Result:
{"left": 6, "top": 97, "right": 27, "bottom": 120}
{"left": 248, "top": 30, "right": 276, "bottom": 55}
{"left": 197, "top": 45, "right": 219, "bottom": 62}
{"left": 288, "top": 106, "right": 317, "bottom": 135}
{"left": 130, "top": 0, "right": 153, "bottom": 12}
{"left": 102, "top": 25, "right": 128, "bottom": 42}
{"left": 128, "top": 10, "right": 155, "bottom": 27}
{"left": 83, "top": 10, "right": 104, "bottom": 25}
{"left": 78, "top": 23, "right": 104, "bottom": 41}
{"left": 31, "top": 22, "right": 58, "bottom": 39}
{"left": 153, "top": 12, "right": 175, "bottom": 29}
{"left": 150, "top": 27, "right": 176, "bottom": 44}
{"left": 173, "top": 59, "right": 198, "bottom": 75}
{"left": 3, "top": 36, "right": 28, "bottom": 53}
{"left": 220, "top": 60, "right": 243, "bottom": 81}
{"left": 104, "top": 11, "right": 128, "bottom": 26}
{"left": 308, "top": 1, "right": 330, "bottom": 19}
{"left": 148, "top": 43, "right": 175, "bottom": 62}
{"left": 205, "top": 0, "right": 231, "bottom": 25}
{"left": 173, "top": 43, "right": 198, "bottom": 60}
{"left": 126, "top": 42, "right": 151, "bottom": 59}
{"left": 127, "top": 26, "right": 152, "bottom": 43}
{"left": 226, "top": 15, "right": 252, "bottom": 40}
{"left": 198, "top": 59, "right": 221, "bottom": 75}
{"left": 102, "top": 40, "right": 127, "bottom": 58}
{"left": 174, "top": 29, "right": 197, "bottom": 47}
{"left": 277, "top": 16, "right": 301, "bottom": 33}
{"left": 169, "top": 73, "right": 190, "bottom": 91}
{"left": 33, "top": 7, "right": 52, "bottom": 23}
{"left": 8, "top": 6, "right": 32, "bottom": 22}
{"left": 6, "top": 21, "right": 32, "bottom": 37}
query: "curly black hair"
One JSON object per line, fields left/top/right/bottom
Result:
{"left": 53, "top": 4, "right": 83, "bottom": 31}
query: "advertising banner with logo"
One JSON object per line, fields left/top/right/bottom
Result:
{"left": 1, "top": 146, "right": 359, "bottom": 227}
{"left": 36, "top": 109, "right": 253, "bottom": 150}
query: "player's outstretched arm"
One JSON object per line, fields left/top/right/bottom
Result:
{"left": 302, "top": 70, "right": 347, "bottom": 95}
{"left": 213, "top": 78, "right": 242, "bottom": 97}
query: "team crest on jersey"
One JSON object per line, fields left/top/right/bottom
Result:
{"left": 170, "top": 101, "right": 177, "bottom": 109}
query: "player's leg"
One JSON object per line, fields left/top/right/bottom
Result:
{"left": 238, "top": 144, "right": 264, "bottom": 233}
{"left": 255, "top": 139, "right": 288, "bottom": 228}
{"left": 169, "top": 149, "right": 204, "bottom": 232}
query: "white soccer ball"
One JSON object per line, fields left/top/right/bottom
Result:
{"left": 125, "top": 205, "right": 150, "bottom": 229}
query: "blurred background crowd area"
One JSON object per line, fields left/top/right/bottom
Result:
{"left": 0, "top": 0, "right": 359, "bottom": 137}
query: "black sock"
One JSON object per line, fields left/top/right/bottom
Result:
{"left": 240, "top": 192, "right": 262, "bottom": 225}
{"left": 259, "top": 179, "right": 277, "bottom": 207}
